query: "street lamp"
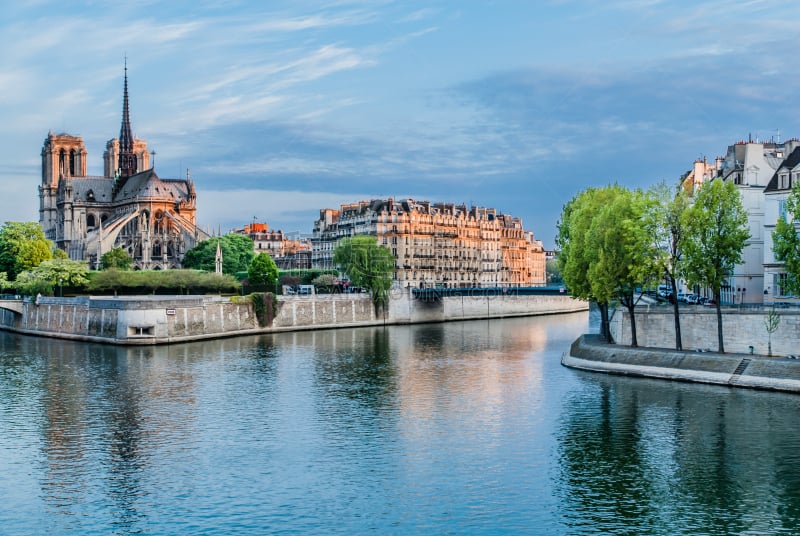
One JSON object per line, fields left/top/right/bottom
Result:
{"left": 59, "top": 278, "right": 63, "bottom": 298}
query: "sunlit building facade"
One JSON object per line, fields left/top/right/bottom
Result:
{"left": 312, "top": 198, "right": 545, "bottom": 288}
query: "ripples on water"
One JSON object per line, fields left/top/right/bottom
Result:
{"left": 2, "top": 312, "right": 800, "bottom": 534}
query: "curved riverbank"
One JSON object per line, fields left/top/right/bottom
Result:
{"left": 563, "top": 334, "right": 800, "bottom": 393}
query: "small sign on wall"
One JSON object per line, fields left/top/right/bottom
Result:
{"left": 166, "top": 308, "right": 176, "bottom": 316}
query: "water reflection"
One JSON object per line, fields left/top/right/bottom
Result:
{"left": 558, "top": 374, "right": 800, "bottom": 535}
{"left": 3, "top": 312, "right": 800, "bottom": 534}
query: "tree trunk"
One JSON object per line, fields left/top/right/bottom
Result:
{"left": 715, "top": 288, "right": 724, "bottom": 353}
{"left": 669, "top": 275, "right": 682, "bottom": 350}
{"left": 598, "top": 301, "right": 613, "bottom": 343}
{"left": 627, "top": 301, "right": 638, "bottom": 347}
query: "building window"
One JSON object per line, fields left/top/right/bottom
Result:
{"left": 779, "top": 200, "right": 787, "bottom": 221}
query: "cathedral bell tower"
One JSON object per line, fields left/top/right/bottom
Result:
{"left": 39, "top": 133, "right": 87, "bottom": 242}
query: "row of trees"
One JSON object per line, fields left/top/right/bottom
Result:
{"left": 557, "top": 179, "right": 749, "bottom": 353}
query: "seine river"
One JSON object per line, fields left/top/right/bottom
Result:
{"left": 2, "top": 311, "right": 800, "bottom": 535}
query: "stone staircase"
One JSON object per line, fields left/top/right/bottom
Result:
{"left": 729, "top": 358, "right": 752, "bottom": 385}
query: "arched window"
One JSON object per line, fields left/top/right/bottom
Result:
{"left": 153, "top": 241, "right": 162, "bottom": 257}
{"left": 86, "top": 214, "right": 96, "bottom": 228}
{"left": 69, "top": 149, "right": 76, "bottom": 176}
{"left": 59, "top": 149, "right": 67, "bottom": 176}
{"left": 153, "top": 211, "right": 164, "bottom": 234}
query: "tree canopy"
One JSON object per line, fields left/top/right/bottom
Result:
{"left": 0, "top": 222, "right": 53, "bottom": 280}
{"left": 248, "top": 253, "right": 279, "bottom": 290}
{"left": 772, "top": 180, "right": 800, "bottom": 296}
{"left": 683, "top": 179, "right": 749, "bottom": 353}
{"left": 333, "top": 236, "right": 394, "bottom": 309}
{"left": 182, "top": 234, "right": 255, "bottom": 274}
{"left": 100, "top": 247, "right": 133, "bottom": 270}
{"left": 643, "top": 182, "right": 691, "bottom": 350}
{"left": 557, "top": 185, "right": 652, "bottom": 344}
{"left": 14, "top": 258, "right": 90, "bottom": 296}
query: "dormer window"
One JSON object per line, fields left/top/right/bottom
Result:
{"left": 86, "top": 189, "right": 95, "bottom": 201}
{"left": 779, "top": 173, "right": 790, "bottom": 189}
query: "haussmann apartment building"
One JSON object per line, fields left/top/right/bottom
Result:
{"left": 312, "top": 198, "right": 546, "bottom": 289}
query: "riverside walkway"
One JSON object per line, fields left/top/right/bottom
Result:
{"left": 563, "top": 334, "right": 800, "bottom": 394}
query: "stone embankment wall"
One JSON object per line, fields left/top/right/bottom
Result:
{"left": 0, "top": 296, "right": 260, "bottom": 344}
{"left": 610, "top": 306, "right": 800, "bottom": 356}
{"left": 0, "top": 290, "right": 587, "bottom": 345}
{"left": 564, "top": 334, "right": 800, "bottom": 393}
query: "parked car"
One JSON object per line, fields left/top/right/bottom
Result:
{"left": 685, "top": 294, "right": 699, "bottom": 304}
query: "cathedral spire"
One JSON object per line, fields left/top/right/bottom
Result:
{"left": 118, "top": 58, "right": 136, "bottom": 178}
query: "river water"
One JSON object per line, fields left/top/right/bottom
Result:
{"left": 1, "top": 312, "right": 800, "bottom": 535}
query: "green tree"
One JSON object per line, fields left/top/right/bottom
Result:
{"left": 683, "top": 179, "right": 750, "bottom": 353}
{"left": 333, "top": 236, "right": 394, "bottom": 310}
{"left": 248, "top": 253, "right": 279, "bottom": 290}
{"left": 644, "top": 182, "right": 691, "bottom": 350}
{"left": 586, "top": 186, "right": 652, "bottom": 347}
{"left": 14, "top": 271, "right": 53, "bottom": 297}
{"left": 100, "top": 247, "right": 133, "bottom": 270}
{"left": 772, "top": 180, "right": 800, "bottom": 296}
{"left": 182, "top": 234, "right": 255, "bottom": 274}
{"left": 52, "top": 248, "right": 69, "bottom": 260}
{"left": 14, "top": 258, "right": 89, "bottom": 296}
{"left": 764, "top": 305, "right": 780, "bottom": 357}
{"left": 557, "top": 186, "right": 621, "bottom": 342}
{"left": 0, "top": 222, "right": 53, "bottom": 280}
{"left": 558, "top": 188, "right": 602, "bottom": 338}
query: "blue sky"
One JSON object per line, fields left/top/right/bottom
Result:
{"left": 2, "top": 0, "right": 799, "bottom": 246}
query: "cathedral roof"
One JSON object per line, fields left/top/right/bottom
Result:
{"left": 113, "top": 168, "right": 193, "bottom": 202}
{"left": 70, "top": 177, "right": 114, "bottom": 202}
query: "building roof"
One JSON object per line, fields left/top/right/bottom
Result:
{"left": 112, "top": 169, "right": 192, "bottom": 201}
{"left": 765, "top": 146, "right": 800, "bottom": 192}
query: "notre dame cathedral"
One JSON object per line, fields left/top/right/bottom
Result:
{"left": 38, "top": 64, "right": 210, "bottom": 269}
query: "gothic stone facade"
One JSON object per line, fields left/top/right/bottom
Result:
{"left": 38, "top": 68, "right": 208, "bottom": 269}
